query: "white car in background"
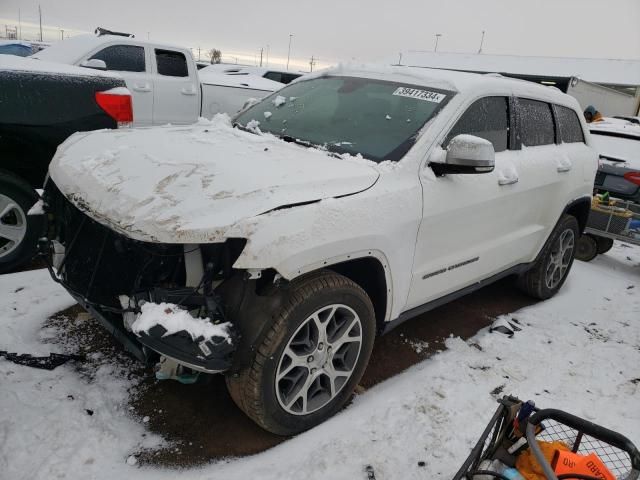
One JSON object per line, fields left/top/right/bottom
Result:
{"left": 31, "top": 29, "right": 283, "bottom": 124}
{"left": 40, "top": 65, "right": 596, "bottom": 435}
{"left": 198, "top": 65, "right": 292, "bottom": 120}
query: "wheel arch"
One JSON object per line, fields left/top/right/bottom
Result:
{"left": 563, "top": 195, "right": 591, "bottom": 234}
{"left": 284, "top": 250, "right": 392, "bottom": 333}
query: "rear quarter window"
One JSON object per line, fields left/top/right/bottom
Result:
{"left": 556, "top": 105, "right": 585, "bottom": 143}
{"left": 518, "top": 98, "right": 555, "bottom": 147}
{"left": 155, "top": 49, "right": 189, "bottom": 77}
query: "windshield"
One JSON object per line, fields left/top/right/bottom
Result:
{"left": 235, "top": 75, "right": 453, "bottom": 162}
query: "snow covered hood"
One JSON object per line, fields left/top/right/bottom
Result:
{"left": 49, "top": 116, "right": 379, "bottom": 243}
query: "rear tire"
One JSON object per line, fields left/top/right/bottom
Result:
{"left": 0, "top": 170, "right": 44, "bottom": 274}
{"left": 517, "top": 214, "right": 579, "bottom": 300}
{"left": 225, "top": 270, "right": 376, "bottom": 436}
{"left": 575, "top": 234, "right": 599, "bottom": 262}
{"left": 594, "top": 235, "right": 614, "bottom": 254}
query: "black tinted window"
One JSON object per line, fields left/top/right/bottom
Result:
{"left": 263, "top": 71, "right": 283, "bottom": 83}
{"left": 90, "top": 45, "right": 145, "bottom": 72}
{"left": 556, "top": 105, "right": 585, "bottom": 143}
{"left": 445, "top": 97, "right": 509, "bottom": 152}
{"left": 263, "top": 72, "right": 302, "bottom": 84}
{"left": 155, "top": 49, "right": 188, "bottom": 77}
{"left": 518, "top": 98, "right": 555, "bottom": 146}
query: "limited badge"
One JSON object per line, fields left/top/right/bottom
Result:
{"left": 392, "top": 87, "right": 445, "bottom": 103}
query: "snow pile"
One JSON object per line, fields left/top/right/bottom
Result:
{"left": 131, "top": 302, "right": 232, "bottom": 344}
{"left": 0, "top": 246, "right": 638, "bottom": 479}
{"left": 272, "top": 95, "right": 287, "bottom": 107}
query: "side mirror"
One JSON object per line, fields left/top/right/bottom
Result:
{"left": 430, "top": 134, "right": 495, "bottom": 176}
{"left": 80, "top": 58, "right": 107, "bottom": 70}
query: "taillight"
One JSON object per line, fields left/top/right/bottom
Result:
{"left": 623, "top": 171, "right": 640, "bottom": 186}
{"left": 95, "top": 89, "right": 133, "bottom": 127}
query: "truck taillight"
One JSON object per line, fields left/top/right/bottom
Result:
{"left": 623, "top": 171, "right": 640, "bottom": 186}
{"left": 95, "top": 90, "right": 133, "bottom": 128}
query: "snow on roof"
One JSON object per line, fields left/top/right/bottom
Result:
{"left": 0, "top": 40, "right": 31, "bottom": 47}
{"left": 314, "top": 63, "right": 576, "bottom": 108}
{"left": 31, "top": 34, "right": 191, "bottom": 64}
{"left": 0, "top": 54, "right": 121, "bottom": 78}
{"left": 198, "top": 69, "right": 284, "bottom": 91}
{"left": 398, "top": 51, "right": 640, "bottom": 87}
{"left": 590, "top": 117, "right": 640, "bottom": 139}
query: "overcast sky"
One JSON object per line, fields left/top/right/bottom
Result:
{"left": 1, "top": 0, "right": 639, "bottom": 69}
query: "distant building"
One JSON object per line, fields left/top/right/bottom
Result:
{"left": 397, "top": 51, "right": 640, "bottom": 115}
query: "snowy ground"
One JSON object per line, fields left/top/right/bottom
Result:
{"left": 1, "top": 244, "right": 638, "bottom": 480}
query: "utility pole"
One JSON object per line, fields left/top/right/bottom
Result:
{"left": 60, "top": 29, "right": 64, "bottom": 40}
{"left": 198, "top": 47, "right": 201, "bottom": 61}
{"left": 38, "top": 4, "right": 43, "bottom": 42}
{"left": 18, "top": 8, "right": 21, "bottom": 40}
{"left": 397, "top": 52, "right": 403, "bottom": 65}
{"left": 309, "top": 55, "right": 316, "bottom": 72}
{"left": 286, "top": 34, "right": 293, "bottom": 70}
{"left": 434, "top": 33, "right": 442, "bottom": 52}
{"left": 478, "top": 30, "right": 485, "bottom": 54}
{"left": 259, "top": 47, "right": 263, "bottom": 67}
{"left": 147, "top": 31, "right": 150, "bottom": 40}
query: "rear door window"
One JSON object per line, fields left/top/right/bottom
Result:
{"left": 445, "top": 96, "right": 510, "bottom": 152}
{"left": 155, "top": 49, "right": 189, "bottom": 77}
{"left": 518, "top": 98, "right": 555, "bottom": 146}
{"left": 555, "top": 105, "right": 585, "bottom": 143}
{"left": 89, "top": 45, "right": 145, "bottom": 72}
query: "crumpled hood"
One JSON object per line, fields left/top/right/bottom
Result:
{"left": 49, "top": 117, "right": 379, "bottom": 243}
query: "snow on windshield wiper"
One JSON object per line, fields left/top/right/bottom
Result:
{"left": 279, "top": 135, "right": 342, "bottom": 158}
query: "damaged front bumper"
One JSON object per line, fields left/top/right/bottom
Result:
{"left": 39, "top": 183, "right": 239, "bottom": 374}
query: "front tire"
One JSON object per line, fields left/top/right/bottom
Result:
{"left": 518, "top": 214, "right": 579, "bottom": 300}
{"left": 225, "top": 271, "right": 376, "bottom": 435}
{"left": 0, "top": 170, "right": 44, "bottom": 274}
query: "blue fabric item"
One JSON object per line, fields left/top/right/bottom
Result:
{"left": 584, "top": 105, "right": 597, "bottom": 115}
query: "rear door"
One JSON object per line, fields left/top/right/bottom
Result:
{"left": 87, "top": 43, "right": 153, "bottom": 126}
{"left": 152, "top": 48, "right": 200, "bottom": 125}
{"left": 508, "top": 98, "right": 567, "bottom": 259}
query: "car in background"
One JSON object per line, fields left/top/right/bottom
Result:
{"left": 0, "top": 54, "right": 132, "bottom": 272}
{"left": 0, "top": 40, "right": 33, "bottom": 57}
{"left": 198, "top": 65, "right": 286, "bottom": 118}
{"left": 591, "top": 118, "right": 640, "bottom": 204}
{"left": 31, "top": 29, "right": 279, "bottom": 124}
{"left": 42, "top": 65, "right": 596, "bottom": 435}
{"left": 199, "top": 64, "right": 302, "bottom": 84}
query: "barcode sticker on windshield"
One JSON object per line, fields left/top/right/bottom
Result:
{"left": 392, "top": 87, "right": 445, "bottom": 103}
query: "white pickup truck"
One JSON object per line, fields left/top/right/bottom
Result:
{"left": 32, "top": 31, "right": 284, "bottom": 126}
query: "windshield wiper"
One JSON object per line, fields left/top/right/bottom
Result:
{"left": 279, "top": 135, "right": 342, "bottom": 158}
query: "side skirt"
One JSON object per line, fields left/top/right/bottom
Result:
{"left": 381, "top": 263, "right": 531, "bottom": 335}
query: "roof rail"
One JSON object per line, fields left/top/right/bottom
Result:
{"left": 95, "top": 27, "right": 134, "bottom": 38}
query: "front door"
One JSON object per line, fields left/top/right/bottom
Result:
{"left": 406, "top": 96, "right": 526, "bottom": 309}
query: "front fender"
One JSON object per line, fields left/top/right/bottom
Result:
{"left": 227, "top": 179, "right": 422, "bottom": 322}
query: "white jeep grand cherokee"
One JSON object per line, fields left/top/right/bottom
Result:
{"left": 40, "top": 65, "right": 597, "bottom": 435}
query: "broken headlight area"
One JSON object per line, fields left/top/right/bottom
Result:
{"left": 38, "top": 182, "right": 244, "bottom": 373}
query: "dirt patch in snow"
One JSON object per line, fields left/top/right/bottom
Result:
{"left": 44, "top": 276, "right": 536, "bottom": 468}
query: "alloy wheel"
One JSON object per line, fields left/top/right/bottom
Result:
{"left": 275, "top": 304, "right": 363, "bottom": 415}
{"left": 544, "top": 229, "right": 575, "bottom": 289}
{"left": 0, "top": 193, "right": 28, "bottom": 259}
